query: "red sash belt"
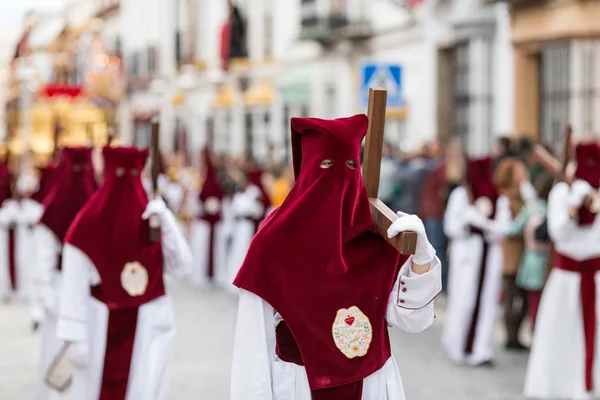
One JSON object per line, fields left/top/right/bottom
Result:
{"left": 196, "top": 219, "right": 217, "bottom": 280}
{"left": 276, "top": 322, "right": 364, "bottom": 400}
{"left": 91, "top": 286, "right": 165, "bottom": 400}
{"left": 465, "top": 228, "right": 489, "bottom": 355}
{"left": 555, "top": 252, "right": 600, "bottom": 392}
{"left": 8, "top": 227, "right": 16, "bottom": 291}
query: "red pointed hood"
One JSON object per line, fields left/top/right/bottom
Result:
{"left": 41, "top": 147, "right": 97, "bottom": 242}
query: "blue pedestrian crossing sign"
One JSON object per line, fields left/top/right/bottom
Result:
{"left": 360, "top": 63, "right": 403, "bottom": 109}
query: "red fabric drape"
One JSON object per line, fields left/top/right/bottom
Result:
{"left": 555, "top": 253, "right": 600, "bottom": 392}
{"left": 41, "top": 147, "right": 96, "bottom": 242}
{"left": 220, "top": 22, "right": 231, "bottom": 71}
{"left": 8, "top": 228, "right": 16, "bottom": 290}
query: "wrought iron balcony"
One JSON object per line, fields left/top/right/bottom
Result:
{"left": 482, "top": 0, "right": 551, "bottom": 10}
{"left": 96, "top": 0, "right": 120, "bottom": 18}
{"left": 299, "top": 0, "right": 373, "bottom": 46}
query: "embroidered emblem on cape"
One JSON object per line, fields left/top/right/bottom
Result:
{"left": 204, "top": 196, "right": 221, "bottom": 215}
{"left": 474, "top": 196, "right": 493, "bottom": 218}
{"left": 332, "top": 306, "right": 373, "bottom": 359}
{"left": 121, "top": 261, "right": 149, "bottom": 297}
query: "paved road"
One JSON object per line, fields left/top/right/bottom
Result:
{"left": 0, "top": 279, "right": 529, "bottom": 399}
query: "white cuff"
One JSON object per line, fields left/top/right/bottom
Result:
{"left": 56, "top": 317, "right": 87, "bottom": 343}
{"left": 396, "top": 257, "right": 442, "bottom": 309}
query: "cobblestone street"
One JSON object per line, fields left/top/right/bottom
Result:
{"left": 0, "top": 279, "right": 529, "bottom": 399}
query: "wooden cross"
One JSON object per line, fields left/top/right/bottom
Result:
{"left": 149, "top": 117, "right": 161, "bottom": 242}
{"left": 363, "top": 88, "right": 417, "bottom": 255}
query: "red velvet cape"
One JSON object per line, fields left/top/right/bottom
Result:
{"left": 31, "top": 164, "right": 60, "bottom": 204}
{"left": 234, "top": 115, "right": 404, "bottom": 393}
{"left": 574, "top": 142, "right": 600, "bottom": 225}
{"left": 40, "top": 147, "right": 97, "bottom": 242}
{"left": 0, "top": 161, "right": 11, "bottom": 205}
{"left": 65, "top": 147, "right": 165, "bottom": 400}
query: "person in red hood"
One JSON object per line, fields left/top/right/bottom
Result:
{"left": 32, "top": 147, "right": 97, "bottom": 400}
{"left": 230, "top": 115, "right": 441, "bottom": 400}
{"left": 442, "top": 156, "right": 511, "bottom": 367}
{"left": 55, "top": 146, "right": 192, "bottom": 400}
{"left": 17, "top": 163, "right": 61, "bottom": 329}
{"left": 225, "top": 160, "right": 272, "bottom": 293}
{"left": 525, "top": 141, "right": 600, "bottom": 399}
{"left": 189, "top": 147, "right": 229, "bottom": 287}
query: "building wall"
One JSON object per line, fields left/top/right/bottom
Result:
{"left": 512, "top": 0, "right": 600, "bottom": 143}
{"left": 114, "top": 0, "right": 514, "bottom": 160}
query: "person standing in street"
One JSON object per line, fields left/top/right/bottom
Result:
{"left": 231, "top": 115, "right": 441, "bottom": 399}
{"left": 493, "top": 158, "right": 529, "bottom": 351}
{"left": 443, "top": 156, "right": 510, "bottom": 366}
{"left": 189, "top": 148, "right": 228, "bottom": 287}
{"left": 524, "top": 141, "right": 600, "bottom": 399}
{"left": 55, "top": 146, "right": 192, "bottom": 400}
{"left": 33, "top": 147, "right": 97, "bottom": 400}
{"left": 418, "top": 141, "right": 448, "bottom": 290}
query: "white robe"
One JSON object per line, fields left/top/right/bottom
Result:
{"left": 0, "top": 199, "right": 36, "bottom": 301}
{"left": 225, "top": 186, "right": 267, "bottom": 293}
{"left": 524, "top": 182, "right": 600, "bottom": 399}
{"left": 230, "top": 257, "right": 442, "bottom": 400}
{"left": 18, "top": 198, "right": 45, "bottom": 322}
{"left": 442, "top": 187, "right": 510, "bottom": 365}
{"left": 55, "top": 208, "right": 193, "bottom": 400}
{"left": 188, "top": 195, "right": 231, "bottom": 287}
{"left": 162, "top": 180, "right": 189, "bottom": 237}
{"left": 33, "top": 224, "right": 64, "bottom": 400}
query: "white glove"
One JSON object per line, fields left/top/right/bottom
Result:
{"left": 463, "top": 206, "right": 489, "bottom": 230}
{"left": 142, "top": 197, "right": 168, "bottom": 220}
{"left": 387, "top": 213, "right": 436, "bottom": 265}
{"left": 68, "top": 341, "right": 90, "bottom": 368}
{"left": 520, "top": 181, "right": 537, "bottom": 204}
{"left": 568, "top": 180, "right": 593, "bottom": 209}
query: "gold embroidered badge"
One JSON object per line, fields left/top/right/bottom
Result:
{"left": 332, "top": 306, "right": 373, "bottom": 359}
{"left": 121, "top": 261, "right": 149, "bottom": 297}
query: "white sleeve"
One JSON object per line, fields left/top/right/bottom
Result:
{"left": 19, "top": 199, "right": 44, "bottom": 226}
{"left": 160, "top": 209, "right": 193, "bottom": 278}
{"left": 444, "top": 186, "right": 470, "bottom": 239}
{"left": 33, "top": 224, "right": 61, "bottom": 304}
{"left": 56, "top": 244, "right": 100, "bottom": 343}
{"left": 386, "top": 257, "right": 442, "bottom": 333}
{"left": 484, "top": 195, "right": 512, "bottom": 243}
{"left": 233, "top": 188, "right": 265, "bottom": 218}
{"left": 0, "top": 201, "right": 18, "bottom": 227}
{"left": 231, "top": 289, "right": 275, "bottom": 400}
{"left": 548, "top": 182, "right": 578, "bottom": 243}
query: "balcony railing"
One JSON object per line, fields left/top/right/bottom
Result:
{"left": 300, "top": 0, "right": 373, "bottom": 46}
{"left": 482, "top": 0, "right": 551, "bottom": 10}
{"left": 96, "top": 0, "right": 120, "bottom": 18}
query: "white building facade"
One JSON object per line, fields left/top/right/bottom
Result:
{"left": 115, "top": 0, "right": 514, "bottom": 162}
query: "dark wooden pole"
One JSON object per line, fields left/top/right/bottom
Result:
{"left": 149, "top": 117, "right": 161, "bottom": 242}
{"left": 363, "top": 88, "right": 417, "bottom": 255}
